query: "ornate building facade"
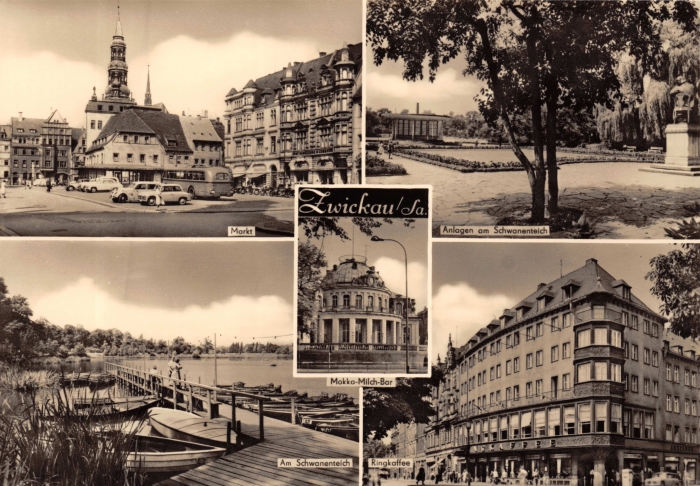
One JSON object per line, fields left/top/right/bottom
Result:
{"left": 415, "top": 258, "right": 700, "bottom": 485}
{"left": 41, "top": 110, "right": 71, "bottom": 182}
{"left": 298, "top": 256, "right": 427, "bottom": 372}
{"left": 223, "top": 43, "right": 361, "bottom": 188}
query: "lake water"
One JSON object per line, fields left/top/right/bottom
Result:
{"left": 40, "top": 356, "right": 358, "bottom": 400}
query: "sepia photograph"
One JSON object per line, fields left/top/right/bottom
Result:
{"left": 0, "top": 0, "right": 362, "bottom": 237}
{"left": 295, "top": 186, "right": 430, "bottom": 376}
{"left": 366, "top": 0, "right": 700, "bottom": 239}
{"left": 0, "top": 240, "right": 359, "bottom": 484}
{"left": 364, "top": 241, "right": 700, "bottom": 485}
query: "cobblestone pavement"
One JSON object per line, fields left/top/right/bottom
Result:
{"left": 368, "top": 155, "right": 700, "bottom": 239}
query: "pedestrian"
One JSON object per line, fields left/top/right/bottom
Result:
{"left": 28, "top": 179, "right": 32, "bottom": 189}
{"left": 533, "top": 468, "right": 539, "bottom": 486}
{"left": 46, "top": 178, "right": 52, "bottom": 192}
{"left": 378, "top": 143, "right": 384, "bottom": 156}
{"left": 417, "top": 466, "right": 426, "bottom": 486}
{"left": 150, "top": 364, "right": 159, "bottom": 387}
{"left": 615, "top": 471, "right": 620, "bottom": 486}
{"left": 175, "top": 358, "right": 182, "bottom": 380}
{"left": 155, "top": 186, "right": 164, "bottom": 211}
{"left": 167, "top": 355, "right": 176, "bottom": 378}
{"left": 388, "top": 141, "right": 394, "bottom": 159}
{"left": 0, "top": 179, "right": 6, "bottom": 198}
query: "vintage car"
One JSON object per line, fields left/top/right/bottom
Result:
{"left": 66, "top": 179, "right": 90, "bottom": 191}
{"left": 644, "top": 472, "right": 681, "bottom": 486}
{"left": 111, "top": 182, "right": 163, "bottom": 203}
{"left": 138, "top": 184, "right": 192, "bottom": 206}
{"left": 81, "top": 177, "right": 122, "bottom": 193}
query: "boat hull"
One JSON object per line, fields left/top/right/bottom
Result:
{"left": 126, "top": 435, "right": 226, "bottom": 473}
{"left": 148, "top": 408, "right": 233, "bottom": 449}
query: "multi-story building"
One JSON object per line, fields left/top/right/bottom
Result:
{"left": 10, "top": 114, "right": 43, "bottom": 184}
{"left": 298, "top": 255, "right": 427, "bottom": 372}
{"left": 71, "top": 128, "right": 86, "bottom": 180}
{"left": 0, "top": 125, "right": 11, "bottom": 181}
{"left": 178, "top": 114, "right": 224, "bottom": 167}
{"left": 418, "top": 258, "right": 700, "bottom": 485}
{"left": 393, "top": 422, "right": 428, "bottom": 480}
{"left": 41, "top": 110, "right": 71, "bottom": 182}
{"left": 83, "top": 109, "right": 193, "bottom": 182}
{"left": 223, "top": 42, "right": 362, "bottom": 188}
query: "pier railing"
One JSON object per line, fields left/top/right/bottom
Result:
{"left": 105, "top": 362, "right": 301, "bottom": 441}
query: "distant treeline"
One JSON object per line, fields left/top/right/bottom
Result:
{"left": 0, "top": 277, "right": 290, "bottom": 365}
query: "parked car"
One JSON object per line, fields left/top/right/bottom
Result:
{"left": 138, "top": 184, "right": 192, "bottom": 206}
{"left": 33, "top": 178, "right": 47, "bottom": 187}
{"left": 81, "top": 177, "right": 122, "bottom": 193}
{"left": 66, "top": 179, "right": 89, "bottom": 191}
{"left": 111, "top": 182, "right": 163, "bottom": 203}
{"left": 645, "top": 472, "right": 681, "bottom": 486}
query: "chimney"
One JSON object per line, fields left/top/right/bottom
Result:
{"left": 537, "top": 283, "right": 547, "bottom": 290}
{"left": 586, "top": 258, "right": 598, "bottom": 266}
{"left": 319, "top": 51, "right": 326, "bottom": 56}
{"left": 416, "top": 103, "right": 419, "bottom": 114}
{"left": 19, "top": 112, "right": 23, "bottom": 121}
{"left": 204, "top": 110, "right": 208, "bottom": 118}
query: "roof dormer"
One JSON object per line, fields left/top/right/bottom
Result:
{"left": 612, "top": 279, "right": 632, "bottom": 300}
{"left": 561, "top": 279, "right": 581, "bottom": 300}
{"left": 536, "top": 287, "right": 556, "bottom": 311}
{"left": 500, "top": 309, "right": 516, "bottom": 327}
{"left": 515, "top": 301, "right": 533, "bottom": 320}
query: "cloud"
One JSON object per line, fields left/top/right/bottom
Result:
{"left": 373, "top": 256, "right": 427, "bottom": 310}
{"left": 0, "top": 31, "right": 319, "bottom": 128}
{"left": 432, "top": 283, "right": 513, "bottom": 363}
{"left": 32, "top": 277, "right": 293, "bottom": 345}
{"left": 367, "top": 68, "right": 481, "bottom": 113}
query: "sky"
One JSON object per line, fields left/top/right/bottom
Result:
{"left": 431, "top": 241, "right": 681, "bottom": 363}
{"left": 0, "top": 240, "right": 295, "bottom": 345}
{"left": 367, "top": 50, "right": 482, "bottom": 116}
{"left": 0, "top": 0, "right": 362, "bottom": 128}
{"left": 300, "top": 217, "right": 429, "bottom": 311}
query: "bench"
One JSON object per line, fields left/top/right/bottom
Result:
{"left": 648, "top": 146, "right": 664, "bottom": 153}
{"left": 623, "top": 145, "right": 637, "bottom": 152}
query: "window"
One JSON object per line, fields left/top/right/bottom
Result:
{"left": 526, "top": 382, "right": 533, "bottom": 398}
{"left": 513, "top": 357, "right": 520, "bottom": 373}
{"left": 526, "top": 326, "right": 533, "bottom": 340}
{"left": 595, "top": 402, "right": 607, "bottom": 432}
{"left": 632, "top": 411, "right": 642, "bottom": 438}
{"left": 693, "top": 400, "right": 698, "bottom": 416}
{"left": 562, "top": 342, "right": 571, "bottom": 359}
{"left": 644, "top": 378, "right": 650, "bottom": 395}
{"left": 645, "top": 413, "right": 654, "bottom": 439}
{"left": 551, "top": 316, "right": 560, "bottom": 331}
{"left": 611, "top": 329, "right": 621, "bottom": 347}
{"left": 506, "top": 360, "right": 512, "bottom": 375}
{"left": 578, "top": 403, "right": 591, "bottom": 434}
{"left": 153, "top": 155, "right": 158, "bottom": 164}
{"left": 90, "top": 120, "right": 95, "bottom": 129}
{"left": 521, "top": 411, "right": 533, "bottom": 438}
{"left": 667, "top": 364, "right": 673, "bottom": 381}
{"left": 496, "top": 364, "right": 501, "bottom": 379}
{"left": 631, "top": 315, "right": 638, "bottom": 330}
{"left": 343, "top": 295, "right": 350, "bottom": 307}
{"left": 551, "top": 345, "right": 559, "bottom": 362}
{"left": 595, "top": 362, "right": 608, "bottom": 381}
{"left": 548, "top": 407, "right": 561, "bottom": 436}
{"left": 513, "top": 385, "right": 520, "bottom": 400}
{"left": 577, "top": 330, "right": 590, "bottom": 348}
{"left": 563, "top": 373, "right": 571, "bottom": 390}
{"left": 611, "top": 404, "right": 622, "bottom": 433}
{"left": 112, "top": 153, "right": 119, "bottom": 163}
{"left": 536, "top": 350, "right": 543, "bottom": 367}
{"left": 675, "top": 366, "right": 680, "bottom": 383}
{"left": 623, "top": 410, "right": 630, "bottom": 436}
{"left": 611, "top": 363, "right": 622, "bottom": 382}
{"left": 526, "top": 353, "right": 533, "bottom": 369}
{"left": 339, "top": 319, "right": 349, "bottom": 343}
{"left": 643, "top": 319, "right": 650, "bottom": 334}
{"left": 490, "top": 367, "right": 495, "bottom": 381}
{"left": 564, "top": 406, "right": 575, "bottom": 435}
{"left": 140, "top": 154, "right": 145, "bottom": 163}
{"left": 667, "top": 394, "right": 673, "bottom": 412}
{"left": 536, "top": 379, "right": 543, "bottom": 396}
{"left": 653, "top": 380, "right": 659, "bottom": 397}
{"left": 644, "top": 348, "right": 650, "bottom": 365}
{"left": 97, "top": 121, "right": 102, "bottom": 129}
{"left": 577, "top": 363, "right": 591, "bottom": 383}
{"left": 693, "top": 372, "right": 697, "bottom": 387}
{"left": 686, "top": 398, "right": 691, "bottom": 415}
{"left": 623, "top": 373, "right": 628, "bottom": 390}
{"left": 666, "top": 424, "right": 673, "bottom": 441}
{"left": 594, "top": 328, "right": 607, "bottom": 345}
{"left": 652, "top": 323, "right": 659, "bottom": 338}
{"left": 536, "top": 322, "right": 544, "bottom": 337}
{"left": 127, "top": 154, "right": 132, "bottom": 163}
{"left": 674, "top": 396, "right": 680, "bottom": 413}
{"left": 652, "top": 351, "right": 659, "bottom": 367}
{"left": 686, "top": 369, "right": 691, "bottom": 386}
{"left": 270, "top": 136, "right": 277, "bottom": 154}
{"left": 563, "top": 313, "right": 573, "bottom": 328}
{"left": 513, "top": 332, "right": 520, "bottom": 346}
{"left": 510, "top": 413, "right": 520, "bottom": 439}
{"left": 631, "top": 375, "right": 639, "bottom": 392}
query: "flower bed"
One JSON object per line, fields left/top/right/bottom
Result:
{"left": 366, "top": 155, "right": 408, "bottom": 176}
{"left": 395, "top": 149, "right": 664, "bottom": 173}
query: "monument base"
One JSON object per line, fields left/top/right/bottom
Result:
{"left": 639, "top": 123, "right": 700, "bottom": 176}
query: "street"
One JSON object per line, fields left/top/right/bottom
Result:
{"left": 0, "top": 186, "right": 294, "bottom": 237}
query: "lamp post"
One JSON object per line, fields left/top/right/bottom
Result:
{"left": 370, "top": 235, "right": 410, "bottom": 374}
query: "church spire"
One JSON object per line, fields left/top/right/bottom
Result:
{"left": 103, "top": 1, "right": 133, "bottom": 102}
{"left": 144, "top": 65, "right": 152, "bottom": 106}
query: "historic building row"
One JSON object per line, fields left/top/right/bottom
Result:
{"left": 395, "top": 258, "right": 700, "bottom": 486}
{"left": 223, "top": 42, "right": 362, "bottom": 188}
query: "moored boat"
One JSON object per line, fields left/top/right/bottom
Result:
{"left": 126, "top": 434, "right": 226, "bottom": 473}
{"left": 148, "top": 407, "right": 234, "bottom": 448}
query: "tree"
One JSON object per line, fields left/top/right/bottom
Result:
{"left": 200, "top": 336, "right": 214, "bottom": 354}
{"left": 646, "top": 244, "right": 700, "bottom": 339}
{"left": 364, "top": 440, "right": 394, "bottom": 460}
{"left": 368, "top": 0, "right": 696, "bottom": 222}
{"left": 297, "top": 241, "right": 328, "bottom": 340}
{"left": 362, "top": 366, "right": 444, "bottom": 441}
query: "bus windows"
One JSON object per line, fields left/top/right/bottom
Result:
{"left": 215, "top": 173, "right": 229, "bottom": 181}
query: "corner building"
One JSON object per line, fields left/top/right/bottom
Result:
{"left": 424, "top": 258, "right": 700, "bottom": 485}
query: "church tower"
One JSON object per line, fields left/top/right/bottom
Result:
{"left": 144, "top": 65, "right": 152, "bottom": 106}
{"left": 104, "top": 6, "right": 133, "bottom": 101}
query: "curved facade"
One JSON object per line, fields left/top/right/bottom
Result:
{"left": 409, "top": 258, "right": 700, "bottom": 486}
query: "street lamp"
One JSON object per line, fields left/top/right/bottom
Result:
{"left": 370, "top": 235, "right": 410, "bottom": 374}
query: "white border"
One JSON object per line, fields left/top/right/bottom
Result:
{"left": 293, "top": 183, "right": 433, "bottom": 379}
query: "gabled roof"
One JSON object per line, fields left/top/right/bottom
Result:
{"left": 11, "top": 117, "right": 43, "bottom": 134}
{"left": 46, "top": 109, "right": 66, "bottom": 124}
{"left": 178, "top": 116, "right": 222, "bottom": 147}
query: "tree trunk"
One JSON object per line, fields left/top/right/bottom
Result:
{"left": 526, "top": 29, "right": 547, "bottom": 224}
{"left": 546, "top": 82, "right": 559, "bottom": 214}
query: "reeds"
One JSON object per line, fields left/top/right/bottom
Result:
{"left": 0, "top": 364, "right": 59, "bottom": 391}
{"left": 0, "top": 387, "right": 145, "bottom": 485}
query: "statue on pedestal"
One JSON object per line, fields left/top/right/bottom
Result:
{"left": 670, "top": 74, "right": 698, "bottom": 124}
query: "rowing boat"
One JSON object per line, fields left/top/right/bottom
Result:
{"left": 148, "top": 408, "right": 234, "bottom": 448}
{"left": 126, "top": 434, "right": 226, "bottom": 473}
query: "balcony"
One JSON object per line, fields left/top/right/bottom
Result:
{"left": 298, "top": 343, "right": 428, "bottom": 352}
{"left": 574, "top": 345, "right": 625, "bottom": 361}
{"left": 320, "top": 305, "right": 401, "bottom": 317}
{"left": 575, "top": 308, "right": 622, "bottom": 325}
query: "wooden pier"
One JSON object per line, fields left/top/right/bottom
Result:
{"left": 106, "top": 364, "right": 359, "bottom": 485}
